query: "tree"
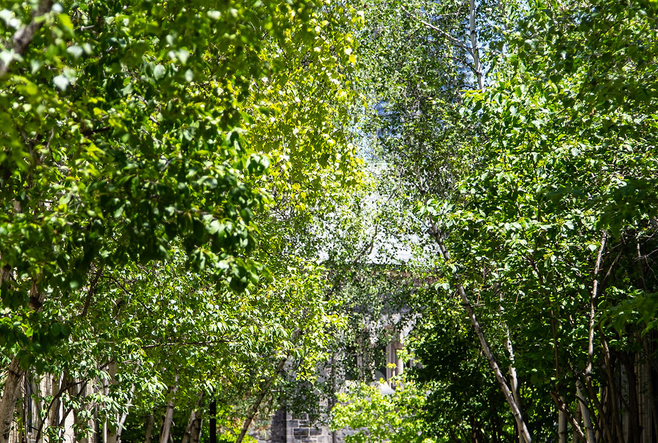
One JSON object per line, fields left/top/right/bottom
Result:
{"left": 0, "top": 0, "right": 363, "bottom": 440}
{"left": 418, "top": 0, "right": 658, "bottom": 440}
{"left": 350, "top": 0, "right": 658, "bottom": 440}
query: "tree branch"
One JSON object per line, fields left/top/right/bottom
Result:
{"left": 0, "top": 0, "right": 54, "bottom": 79}
{"left": 549, "top": 392, "right": 585, "bottom": 440}
{"left": 430, "top": 227, "right": 532, "bottom": 442}
{"left": 400, "top": 6, "right": 472, "bottom": 53}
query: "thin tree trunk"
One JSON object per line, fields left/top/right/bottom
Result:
{"left": 559, "top": 396, "right": 568, "bottom": 443}
{"left": 191, "top": 417, "right": 203, "bottom": 443}
{"left": 159, "top": 375, "right": 179, "bottom": 443}
{"left": 586, "top": 234, "right": 606, "bottom": 384}
{"left": 209, "top": 398, "right": 216, "bottom": 443}
{"left": 71, "top": 381, "right": 89, "bottom": 443}
{"left": 0, "top": 357, "right": 25, "bottom": 443}
{"left": 469, "top": 0, "right": 484, "bottom": 90}
{"left": 236, "top": 356, "right": 289, "bottom": 443}
{"left": 182, "top": 393, "right": 204, "bottom": 443}
{"left": 621, "top": 354, "right": 641, "bottom": 443}
{"left": 21, "top": 376, "right": 27, "bottom": 443}
{"left": 499, "top": 295, "right": 524, "bottom": 442}
{"left": 582, "top": 378, "right": 613, "bottom": 443}
{"left": 115, "top": 384, "right": 135, "bottom": 443}
{"left": 107, "top": 362, "right": 119, "bottom": 443}
{"left": 144, "top": 414, "right": 155, "bottom": 443}
{"left": 551, "top": 392, "right": 585, "bottom": 441}
{"left": 577, "top": 381, "right": 596, "bottom": 443}
{"left": 3, "top": 282, "right": 46, "bottom": 443}
{"left": 49, "top": 374, "right": 64, "bottom": 433}
{"left": 0, "top": 277, "right": 34, "bottom": 443}
{"left": 577, "top": 234, "right": 606, "bottom": 443}
{"left": 600, "top": 331, "right": 623, "bottom": 442}
{"left": 573, "top": 407, "right": 582, "bottom": 443}
{"left": 433, "top": 235, "right": 532, "bottom": 443}
{"left": 642, "top": 338, "right": 658, "bottom": 443}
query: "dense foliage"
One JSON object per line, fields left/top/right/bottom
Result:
{"left": 332, "top": 0, "right": 658, "bottom": 442}
{"left": 2, "top": 0, "right": 658, "bottom": 442}
{"left": 0, "top": 0, "right": 364, "bottom": 442}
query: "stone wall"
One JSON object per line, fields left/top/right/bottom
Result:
{"left": 254, "top": 408, "right": 344, "bottom": 443}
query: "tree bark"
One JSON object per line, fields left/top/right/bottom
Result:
{"left": 600, "top": 331, "right": 623, "bottom": 442}
{"left": 107, "top": 362, "right": 119, "bottom": 443}
{"left": 550, "top": 392, "right": 585, "bottom": 441}
{"left": 0, "top": 357, "right": 25, "bottom": 443}
{"left": 0, "top": 0, "right": 54, "bottom": 78}
{"left": 209, "top": 398, "right": 217, "bottom": 443}
{"left": 582, "top": 378, "right": 613, "bottom": 443}
{"left": 642, "top": 337, "right": 658, "bottom": 443}
{"left": 576, "top": 381, "right": 596, "bottom": 443}
{"left": 144, "top": 414, "right": 155, "bottom": 443}
{"left": 620, "top": 353, "right": 641, "bottom": 443}
{"left": 433, "top": 235, "right": 532, "bottom": 443}
{"left": 114, "top": 383, "right": 135, "bottom": 443}
{"left": 468, "top": 0, "right": 484, "bottom": 90}
{"left": 0, "top": 279, "right": 44, "bottom": 443}
{"left": 236, "top": 356, "right": 289, "bottom": 443}
{"left": 191, "top": 417, "right": 203, "bottom": 443}
{"left": 559, "top": 396, "right": 568, "bottom": 443}
{"left": 182, "top": 393, "right": 204, "bottom": 443}
{"left": 499, "top": 295, "right": 524, "bottom": 442}
{"left": 49, "top": 373, "right": 65, "bottom": 433}
{"left": 159, "top": 375, "right": 179, "bottom": 443}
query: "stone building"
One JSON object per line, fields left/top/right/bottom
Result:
{"left": 251, "top": 331, "right": 407, "bottom": 443}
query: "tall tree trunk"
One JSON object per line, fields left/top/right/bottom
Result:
{"left": 621, "top": 353, "right": 641, "bottom": 443}
{"left": 191, "top": 417, "right": 203, "bottom": 443}
{"left": 582, "top": 379, "right": 613, "bottom": 443}
{"left": 2, "top": 282, "right": 46, "bottom": 443}
{"left": 209, "top": 399, "right": 217, "bottom": 443}
{"left": 576, "top": 234, "right": 606, "bottom": 443}
{"left": 236, "top": 356, "right": 289, "bottom": 443}
{"left": 468, "top": 0, "right": 484, "bottom": 90}
{"left": 114, "top": 384, "right": 135, "bottom": 443}
{"left": 642, "top": 337, "right": 658, "bottom": 443}
{"left": 573, "top": 407, "right": 582, "bottom": 443}
{"left": 499, "top": 295, "right": 524, "bottom": 442}
{"left": 0, "top": 358, "right": 25, "bottom": 443}
{"left": 182, "top": 393, "right": 204, "bottom": 443}
{"left": 144, "top": 414, "right": 155, "bottom": 443}
{"left": 71, "top": 381, "right": 89, "bottom": 443}
{"left": 433, "top": 234, "right": 532, "bottom": 443}
{"left": 551, "top": 393, "right": 585, "bottom": 441}
{"left": 159, "top": 375, "right": 179, "bottom": 443}
{"left": 600, "top": 331, "right": 623, "bottom": 442}
{"left": 559, "top": 395, "right": 568, "bottom": 443}
{"left": 576, "top": 381, "right": 596, "bottom": 443}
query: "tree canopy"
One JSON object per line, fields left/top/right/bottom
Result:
{"left": 2, "top": 0, "right": 658, "bottom": 442}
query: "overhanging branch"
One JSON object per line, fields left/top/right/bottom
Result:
{"left": 0, "top": 0, "right": 54, "bottom": 79}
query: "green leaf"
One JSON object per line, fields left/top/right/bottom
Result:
{"left": 53, "top": 75, "right": 69, "bottom": 91}
{"left": 67, "top": 45, "right": 84, "bottom": 59}
{"left": 154, "top": 64, "right": 166, "bottom": 80}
